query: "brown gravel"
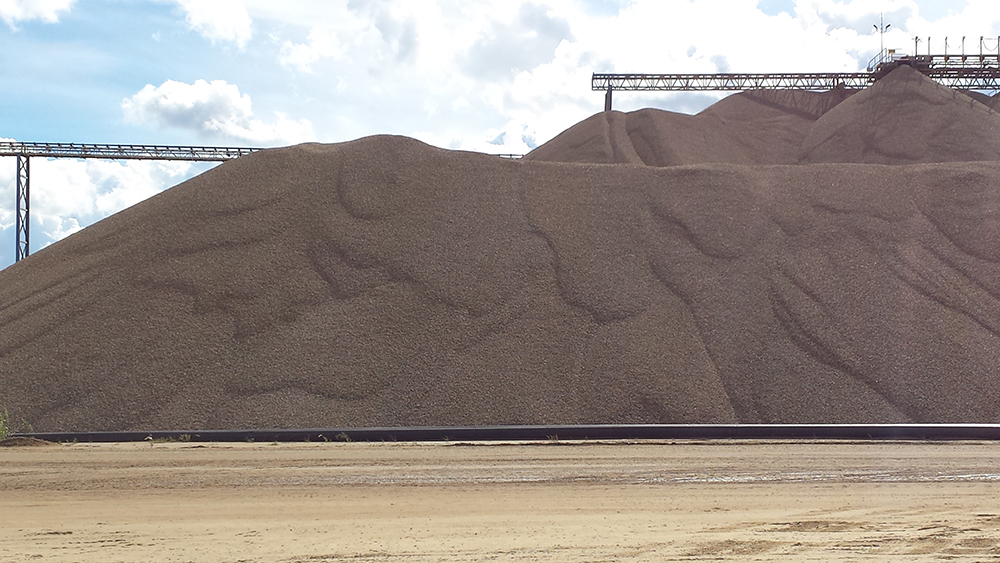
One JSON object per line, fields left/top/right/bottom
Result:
{"left": 3, "top": 66, "right": 1000, "bottom": 431}
{"left": 525, "top": 83, "right": 854, "bottom": 165}
{"left": 527, "top": 66, "right": 1000, "bottom": 166}
{"left": 800, "top": 65, "right": 1000, "bottom": 163}
{"left": 0, "top": 437, "right": 54, "bottom": 447}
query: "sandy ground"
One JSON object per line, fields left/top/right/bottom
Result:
{"left": 3, "top": 440, "right": 1000, "bottom": 562}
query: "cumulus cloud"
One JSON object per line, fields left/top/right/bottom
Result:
{"left": 347, "top": 0, "right": 419, "bottom": 63}
{"left": 463, "top": 2, "right": 573, "bottom": 80}
{"left": 711, "top": 54, "right": 731, "bottom": 73}
{"left": 757, "top": 0, "right": 796, "bottom": 17}
{"left": 0, "top": 0, "right": 74, "bottom": 28}
{"left": 0, "top": 148, "right": 202, "bottom": 268}
{"left": 280, "top": 27, "right": 343, "bottom": 73}
{"left": 804, "top": 1, "right": 915, "bottom": 35}
{"left": 0, "top": 142, "right": 14, "bottom": 231}
{"left": 484, "top": 119, "right": 538, "bottom": 153}
{"left": 27, "top": 158, "right": 194, "bottom": 238}
{"left": 122, "top": 79, "right": 315, "bottom": 145}
{"left": 173, "top": 0, "right": 252, "bottom": 48}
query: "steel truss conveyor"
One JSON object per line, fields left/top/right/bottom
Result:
{"left": 594, "top": 50, "right": 1000, "bottom": 110}
{"left": 593, "top": 72, "right": 874, "bottom": 93}
{"left": 0, "top": 142, "right": 261, "bottom": 263}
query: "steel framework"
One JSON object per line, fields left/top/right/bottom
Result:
{"left": 0, "top": 142, "right": 259, "bottom": 161}
{"left": 594, "top": 51, "right": 1000, "bottom": 109}
{"left": 15, "top": 156, "right": 28, "bottom": 263}
{"left": 1, "top": 143, "right": 261, "bottom": 263}
{"left": 925, "top": 69, "right": 1000, "bottom": 90}
{"left": 593, "top": 72, "right": 874, "bottom": 93}
{"left": 869, "top": 52, "right": 1000, "bottom": 73}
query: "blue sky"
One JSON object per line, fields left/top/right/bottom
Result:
{"left": 0, "top": 0, "right": 995, "bottom": 269}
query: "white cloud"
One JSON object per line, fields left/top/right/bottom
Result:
{"left": 280, "top": 27, "right": 344, "bottom": 73}
{"left": 29, "top": 158, "right": 196, "bottom": 243}
{"left": 0, "top": 142, "right": 14, "bottom": 233}
{"left": 345, "top": 0, "right": 420, "bottom": 63}
{"left": 905, "top": 0, "right": 1000, "bottom": 50}
{"left": 122, "top": 79, "right": 315, "bottom": 145}
{"left": 0, "top": 149, "right": 205, "bottom": 267}
{"left": 462, "top": 2, "right": 574, "bottom": 80}
{"left": 259, "top": 0, "right": 896, "bottom": 152}
{"left": 173, "top": 0, "right": 252, "bottom": 48}
{"left": 0, "top": 0, "right": 74, "bottom": 28}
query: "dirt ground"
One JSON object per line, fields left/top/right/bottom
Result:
{"left": 2, "top": 440, "right": 1000, "bottom": 562}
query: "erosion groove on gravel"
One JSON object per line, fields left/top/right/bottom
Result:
{"left": 2, "top": 65, "right": 1000, "bottom": 431}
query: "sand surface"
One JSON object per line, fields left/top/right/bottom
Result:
{"left": 3, "top": 441, "right": 1000, "bottom": 562}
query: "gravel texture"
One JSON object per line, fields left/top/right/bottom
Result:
{"left": 2, "top": 66, "right": 1000, "bottom": 431}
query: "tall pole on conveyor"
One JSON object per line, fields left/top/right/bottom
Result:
{"left": 874, "top": 13, "right": 890, "bottom": 56}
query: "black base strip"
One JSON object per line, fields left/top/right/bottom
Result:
{"left": 12, "top": 424, "right": 1000, "bottom": 443}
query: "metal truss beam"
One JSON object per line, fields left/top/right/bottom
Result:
{"left": 593, "top": 72, "right": 875, "bottom": 92}
{"left": 592, "top": 58, "right": 1000, "bottom": 109}
{"left": 3, "top": 142, "right": 261, "bottom": 263}
{"left": 15, "top": 156, "right": 29, "bottom": 263}
{"left": 594, "top": 52, "right": 1000, "bottom": 97}
{"left": 925, "top": 70, "right": 1000, "bottom": 90}
{"left": 913, "top": 54, "right": 1000, "bottom": 71}
{"left": 0, "top": 142, "right": 259, "bottom": 161}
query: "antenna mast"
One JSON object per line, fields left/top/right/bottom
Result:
{"left": 874, "top": 13, "right": 890, "bottom": 55}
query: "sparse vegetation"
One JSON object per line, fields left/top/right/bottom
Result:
{"left": 152, "top": 434, "right": 193, "bottom": 444}
{"left": 334, "top": 432, "right": 351, "bottom": 442}
{"left": 0, "top": 408, "right": 33, "bottom": 440}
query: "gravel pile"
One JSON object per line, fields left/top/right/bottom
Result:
{"left": 800, "top": 65, "right": 1000, "bottom": 163}
{"left": 3, "top": 67, "right": 1000, "bottom": 431}
{"left": 527, "top": 66, "right": 1000, "bottom": 165}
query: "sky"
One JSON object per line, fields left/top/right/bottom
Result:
{"left": 0, "top": 0, "right": 997, "bottom": 269}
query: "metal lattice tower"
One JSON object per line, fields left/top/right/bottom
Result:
{"left": 15, "top": 156, "right": 29, "bottom": 262}
{"left": 0, "top": 142, "right": 261, "bottom": 263}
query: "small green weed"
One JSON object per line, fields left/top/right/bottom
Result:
{"left": 152, "top": 434, "right": 193, "bottom": 444}
{"left": 0, "top": 408, "right": 33, "bottom": 440}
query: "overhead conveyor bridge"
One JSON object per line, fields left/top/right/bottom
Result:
{"left": 593, "top": 72, "right": 874, "bottom": 93}
{"left": 595, "top": 49, "right": 1000, "bottom": 110}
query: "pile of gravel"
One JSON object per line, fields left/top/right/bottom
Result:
{"left": 527, "top": 66, "right": 1000, "bottom": 166}
{"left": 2, "top": 67, "right": 1000, "bottom": 431}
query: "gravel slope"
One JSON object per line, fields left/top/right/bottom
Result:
{"left": 3, "top": 67, "right": 1000, "bottom": 431}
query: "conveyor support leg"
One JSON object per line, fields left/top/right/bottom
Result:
{"left": 15, "top": 155, "right": 29, "bottom": 262}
